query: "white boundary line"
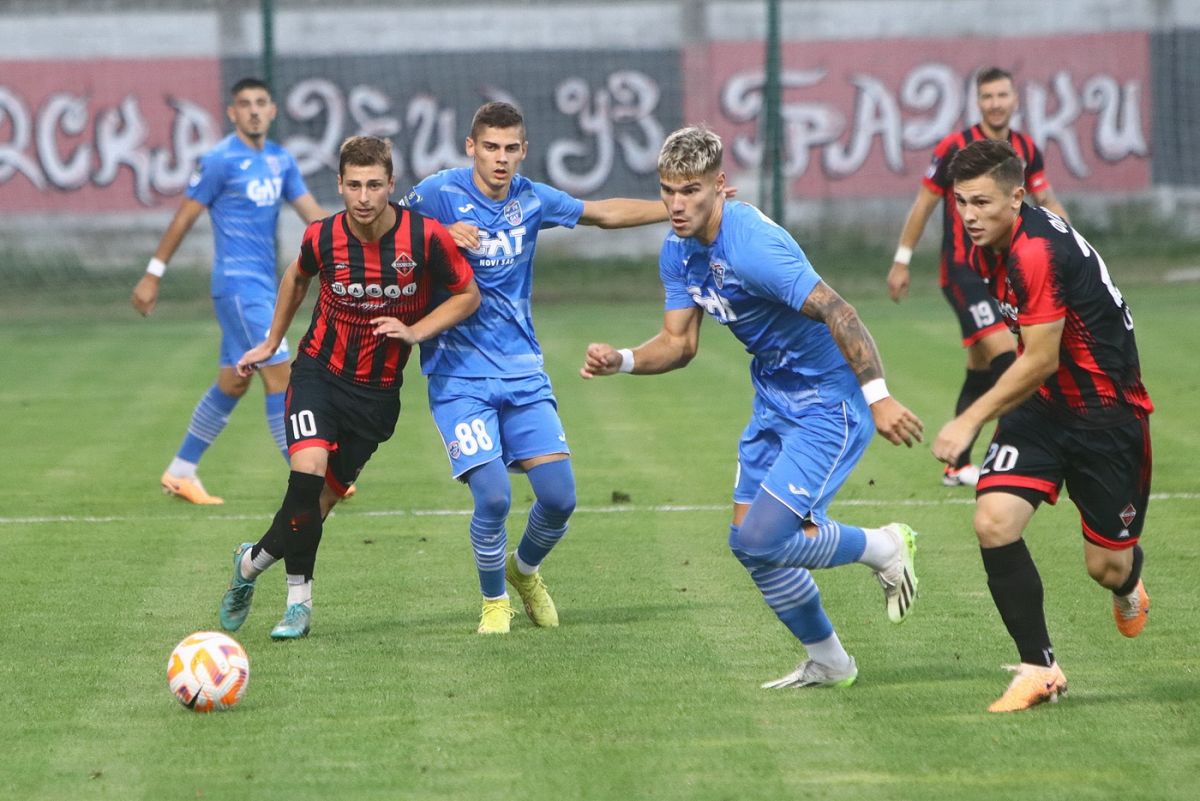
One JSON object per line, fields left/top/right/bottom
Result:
{"left": 2, "top": 493, "right": 1196, "bottom": 527}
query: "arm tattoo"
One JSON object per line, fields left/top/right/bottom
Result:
{"left": 800, "top": 281, "right": 884, "bottom": 384}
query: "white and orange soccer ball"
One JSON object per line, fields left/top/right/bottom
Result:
{"left": 166, "top": 631, "right": 250, "bottom": 712}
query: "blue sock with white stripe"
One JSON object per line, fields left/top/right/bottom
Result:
{"left": 731, "top": 524, "right": 834, "bottom": 644}
{"left": 265, "top": 391, "right": 288, "bottom": 462}
{"left": 176, "top": 385, "right": 239, "bottom": 466}
{"left": 466, "top": 459, "right": 510, "bottom": 598}
{"left": 732, "top": 493, "right": 866, "bottom": 569}
{"left": 516, "top": 460, "right": 576, "bottom": 570}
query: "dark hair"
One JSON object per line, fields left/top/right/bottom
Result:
{"left": 975, "top": 67, "right": 1014, "bottom": 89}
{"left": 470, "top": 101, "right": 525, "bottom": 140}
{"left": 947, "top": 139, "right": 1024, "bottom": 189}
{"left": 338, "top": 135, "right": 394, "bottom": 179}
{"left": 230, "top": 77, "right": 271, "bottom": 99}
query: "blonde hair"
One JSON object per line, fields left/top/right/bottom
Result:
{"left": 657, "top": 125, "right": 722, "bottom": 179}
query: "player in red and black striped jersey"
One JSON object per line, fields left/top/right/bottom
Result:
{"left": 216, "top": 135, "right": 479, "bottom": 640}
{"left": 933, "top": 139, "right": 1153, "bottom": 713}
{"left": 887, "top": 67, "right": 1070, "bottom": 488}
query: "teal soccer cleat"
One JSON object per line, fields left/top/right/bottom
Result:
{"left": 270, "top": 603, "right": 312, "bottom": 640}
{"left": 219, "top": 542, "right": 257, "bottom": 632}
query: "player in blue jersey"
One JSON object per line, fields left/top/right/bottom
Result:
{"left": 402, "top": 101, "right": 674, "bottom": 634}
{"left": 582, "top": 126, "right": 925, "bottom": 688}
{"left": 132, "top": 77, "right": 325, "bottom": 505}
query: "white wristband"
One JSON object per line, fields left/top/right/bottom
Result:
{"left": 146, "top": 257, "right": 166, "bottom": 277}
{"left": 893, "top": 246, "right": 912, "bottom": 266}
{"left": 862, "top": 378, "right": 890, "bottom": 406}
{"left": 617, "top": 348, "right": 635, "bottom": 374}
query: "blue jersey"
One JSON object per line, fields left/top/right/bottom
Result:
{"left": 186, "top": 134, "right": 308, "bottom": 298}
{"left": 660, "top": 201, "right": 859, "bottom": 417}
{"left": 402, "top": 168, "right": 584, "bottom": 377}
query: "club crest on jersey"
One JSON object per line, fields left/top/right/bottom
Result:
{"left": 448, "top": 441, "right": 462, "bottom": 459}
{"left": 710, "top": 261, "right": 727, "bottom": 289}
{"left": 503, "top": 199, "right": 523, "bottom": 226}
{"left": 266, "top": 155, "right": 281, "bottom": 175}
{"left": 391, "top": 252, "right": 417, "bottom": 276}
{"left": 1119, "top": 503, "right": 1137, "bottom": 527}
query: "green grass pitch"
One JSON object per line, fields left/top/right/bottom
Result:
{"left": 1, "top": 271, "right": 1197, "bottom": 800}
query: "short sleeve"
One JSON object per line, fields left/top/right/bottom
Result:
{"left": 282, "top": 153, "right": 310, "bottom": 202}
{"left": 659, "top": 239, "right": 694, "bottom": 312}
{"left": 533, "top": 183, "right": 585, "bottom": 230}
{"left": 1011, "top": 236, "right": 1066, "bottom": 326}
{"left": 728, "top": 209, "right": 821, "bottom": 311}
{"left": 185, "top": 150, "right": 224, "bottom": 207}
{"left": 921, "top": 134, "right": 958, "bottom": 196}
{"left": 428, "top": 221, "right": 474, "bottom": 292}
{"left": 297, "top": 221, "right": 322, "bottom": 277}
{"left": 1024, "top": 140, "right": 1050, "bottom": 195}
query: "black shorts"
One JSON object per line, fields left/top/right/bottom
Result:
{"left": 976, "top": 402, "right": 1152, "bottom": 550}
{"left": 941, "top": 262, "right": 1009, "bottom": 346}
{"left": 285, "top": 354, "right": 401, "bottom": 494}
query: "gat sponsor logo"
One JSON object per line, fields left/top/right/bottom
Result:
{"left": 246, "top": 177, "right": 283, "bottom": 207}
{"left": 468, "top": 226, "right": 527, "bottom": 266}
{"left": 688, "top": 285, "right": 737, "bottom": 323}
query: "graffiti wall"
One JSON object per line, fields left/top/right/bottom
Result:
{"left": 0, "top": 11, "right": 1183, "bottom": 229}
{"left": 0, "top": 59, "right": 222, "bottom": 212}
{"left": 685, "top": 32, "right": 1151, "bottom": 197}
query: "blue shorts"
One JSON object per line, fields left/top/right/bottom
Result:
{"left": 213, "top": 294, "right": 289, "bottom": 369}
{"left": 733, "top": 393, "right": 873, "bottom": 523}
{"left": 427, "top": 372, "right": 569, "bottom": 479}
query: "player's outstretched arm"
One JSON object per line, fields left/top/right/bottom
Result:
{"left": 933, "top": 318, "right": 1063, "bottom": 464}
{"left": 237, "top": 260, "right": 312, "bottom": 377}
{"left": 579, "top": 198, "right": 668, "bottom": 229}
{"left": 372, "top": 278, "right": 481, "bottom": 345}
{"left": 291, "top": 193, "right": 328, "bottom": 225}
{"left": 887, "top": 186, "right": 940, "bottom": 303}
{"left": 580, "top": 307, "right": 702, "bottom": 378}
{"left": 801, "top": 280, "right": 924, "bottom": 446}
{"left": 131, "top": 198, "right": 206, "bottom": 317}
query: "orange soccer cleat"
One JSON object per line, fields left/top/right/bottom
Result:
{"left": 161, "top": 471, "right": 224, "bottom": 505}
{"left": 987, "top": 662, "right": 1068, "bottom": 713}
{"left": 1113, "top": 578, "right": 1150, "bottom": 638}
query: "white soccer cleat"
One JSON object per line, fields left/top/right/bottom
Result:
{"left": 875, "top": 523, "right": 919, "bottom": 623}
{"left": 761, "top": 657, "right": 858, "bottom": 689}
{"left": 942, "top": 464, "right": 980, "bottom": 487}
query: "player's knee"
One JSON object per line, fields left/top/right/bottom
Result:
{"left": 728, "top": 520, "right": 778, "bottom": 563}
{"left": 973, "top": 504, "right": 1017, "bottom": 548}
{"left": 467, "top": 461, "right": 511, "bottom": 519}
{"left": 528, "top": 459, "right": 576, "bottom": 517}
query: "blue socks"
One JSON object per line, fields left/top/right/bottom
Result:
{"left": 466, "top": 458, "right": 577, "bottom": 596}
{"left": 177, "top": 385, "right": 239, "bottom": 464}
{"left": 516, "top": 459, "right": 576, "bottom": 569}
{"left": 731, "top": 493, "right": 866, "bottom": 569}
{"left": 466, "top": 459, "right": 510, "bottom": 598}
{"left": 266, "top": 391, "right": 288, "bottom": 462}
{"left": 731, "top": 523, "right": 833, "bottom": 644}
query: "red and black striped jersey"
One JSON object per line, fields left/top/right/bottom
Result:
{"left": 924, "top": 125, "right": 1050, "bottom": 286}
{"left": 296, "top": 202, "right": 473, "bottom": 389}
{"left": 969, "top": 206, "right": 1153, "bottom": 427}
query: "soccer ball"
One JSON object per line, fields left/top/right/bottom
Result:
{"left": 166, "top": 631, "right": 250, "bottom": 712}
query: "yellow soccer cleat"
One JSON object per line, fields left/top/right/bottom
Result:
{"left": 161, "top": 471, "right": 224, "bottom": 505}
{"left": 987, "top": 662, "right": 1068, "bottom": 713}
{"left": 1113, "top": 578, "right": 1150, "bottom": 638}
{"left": 505, "top": 553, "right": 559, "bottom": 628}
{"left": 477, "top": 597, "right": 515, "bottom": 635}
